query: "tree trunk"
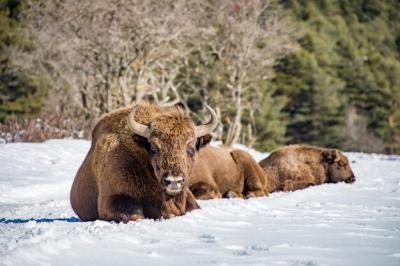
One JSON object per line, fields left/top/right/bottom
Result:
{"left": 106, "top": 86, "right": 112, "bottom": 113}
{"left": 225, "top": 84, "right": 242, "bottom": 146}
{"left": 119, "top": 75, "right": 130, "bottom": 107}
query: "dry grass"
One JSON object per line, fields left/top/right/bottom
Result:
{"left": 0, "top": 113, "right": 91, "bottom": 143}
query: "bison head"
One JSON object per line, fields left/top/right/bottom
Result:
{"left": 323, "top": 149, "right": 356, "bottom": 184}
{"left": 128, "top": 104, "right": 217, "bottom": 196}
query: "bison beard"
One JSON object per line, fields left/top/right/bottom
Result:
{"left": 70, "top": 102, "right": 217, "bottom": 222}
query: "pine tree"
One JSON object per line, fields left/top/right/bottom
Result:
{"left": 0, "top": 0, "right": 47, "bottom": 122}
{"left": 272, "top": 0, "right": 400, "bottom": 153}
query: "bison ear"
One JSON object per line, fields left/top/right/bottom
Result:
{"left": 173, "top": 102, "right": 190, "bottom": 115}
{"left": 322, "top": 149, "right": 340, "bottom": 163}
{"left": 196, "top": 134, "right": 213, "bottom": 150}
{"left": 174, "top": 102, "right": 186, "bottom": 110}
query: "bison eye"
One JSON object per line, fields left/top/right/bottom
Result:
{"left": 150, "top": 145, "right": 158, "bottom": 154}
{"left": 187, "top": 146, "right": 195, "bottom": 157}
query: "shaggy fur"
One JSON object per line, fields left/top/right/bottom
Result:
{"left": 230, "top": 149, "right": 268, "bottom": 197}
{"left": 70, "top": 103, "right": 212, "bottom": 222}
{"left": 258, "top": 145, "right": 356, "bottom": 193}
{"left": 189, "top": 146, "right": 267, "bottom": 199}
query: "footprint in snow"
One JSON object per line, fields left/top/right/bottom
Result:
{"left": 199, "top": 234, "right": 216, "bottom": 243}
{"left": 247, "top": 244, "right": 270, "bottom": 251}
{"left": 291, "top": 260, "right": 319, "bottom": 266}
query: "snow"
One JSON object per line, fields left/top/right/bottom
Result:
{"left": 0, "top": 139, "right": 399, "bottom": 266}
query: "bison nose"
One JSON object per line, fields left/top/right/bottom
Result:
{"left": 346, "top": 175, "right": 356, "bottom": 183}
{"left": 162, "top": 175, "right": 185, "bottom": 195}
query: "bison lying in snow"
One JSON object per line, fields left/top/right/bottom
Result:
{"left": 189, "top": 146, "right": 267, "bottom": 199}
{"left": 258, "top": 145, "right": 356, "bottom": 193}
{"left": 70, "top": 102, "right": 218, "bottom": 222}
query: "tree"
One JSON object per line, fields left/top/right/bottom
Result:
{"left": 177, "top": 0, "right": 296, "bottom": 146}
{"left": 19, "top": 1, "right": 201, "bottom": 118}
{"left": 0, "top": 0, "right": 47, "bottom": 121}
{"left": 273, "top": 0, "right": 400, "bottom": 153}
{"left": 16, "top": 0, "right": 296, "bottom": 147}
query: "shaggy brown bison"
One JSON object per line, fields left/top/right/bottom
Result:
{"left": 258, "top": 145, "right": 356, "bottom": 193}
{"left": 70, "top": 102, "right": 218, "bottom": 222}
{"left": 189, "top": 146, "right": 267, "bottom": 199}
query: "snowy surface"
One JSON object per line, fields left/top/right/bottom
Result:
{"left": 0, "top": 139, "right": 399, "bottom": 266}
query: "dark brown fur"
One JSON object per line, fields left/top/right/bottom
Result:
{"left": 258, "top": 145, "right": 356, "bottom": 193}
{"left": 189, "top": 146, "right": 267, "bottom": 199}
{"left": 70, "top": 103, "right": 212, "bottom": 222}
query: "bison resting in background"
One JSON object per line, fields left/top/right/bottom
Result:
{"left": 189, "top": 146, "right": 267, "bottom": 199}
{"left": 70, "top": 102, "right": 218, "bottom": 222}
{"left": 258, "top": 145, "right": 356, "bottom": 193}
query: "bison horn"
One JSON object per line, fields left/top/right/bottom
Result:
{"left": 334, "top": 149, "right": 340, "bottom": 162}
{"left": 128, "top": 105, "right": 151, "bottom": 138}
{"left": 195, "top": 105, "right": 218, "bottom": 137}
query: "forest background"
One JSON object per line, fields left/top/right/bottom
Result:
{"left": 1, "top": 0, "right": 399, "bottom": 154}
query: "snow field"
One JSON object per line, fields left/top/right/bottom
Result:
{"left": 0, "top": 140, "right": 399, "bottom": 266}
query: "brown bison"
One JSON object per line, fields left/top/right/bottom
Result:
{"left": 189, "top": 146, "right": 267, "bottom": 199}
{"left": 258, "top": 145, "right": 356, "bottom": 193}
{"left": 70, "top": 102, "right": 218, "bottom": 222}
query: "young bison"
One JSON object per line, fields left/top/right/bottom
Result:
{"left": 70, "top": 102, "right": 218, "bottom": 222}
{"left": 189, "top": 146, "right": 267, "bottom": 199}
{"left": 259, "top": 145, "right": 356, "bottom": 193}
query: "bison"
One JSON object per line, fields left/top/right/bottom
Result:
{"left": 258, "top": 145, "right": 356, "bottom": 193}
{"left": 189, "top": 146, "right": 267, "bottom": 199}
{"left": 70, "top": 102, "right": 218, "bottom": 222}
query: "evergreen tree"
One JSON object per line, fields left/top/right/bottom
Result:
{"left": 271, "top": 0, "right": 400, "bottom": 153}
{"left": 0, "top": 0, "right": 46, "bottom": 122}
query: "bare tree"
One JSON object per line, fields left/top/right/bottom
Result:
{"left": 178, "top": 0, "right": 297, "bottom": 146}
{"left": 344, "top": 105, "right": 384, "bottom": 153}
{"left": 18, "top": 0, "right": 195, "bottom": 117}
{"left": 15, "top": 0, "right": 296, "bottom": 146}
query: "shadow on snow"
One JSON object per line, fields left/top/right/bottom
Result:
{"left": 0, "top": 217, "right": 80, "bottom": 224}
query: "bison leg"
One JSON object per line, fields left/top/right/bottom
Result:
{"left": 292, "top": 181, "right": 315, "bottom": 190}
{"left": 121, "top": 213, "right": 144, "bottom": 223}
{"left": 282, "top": 180, "right": 295, "bottom": 192}
{"left": 245, "top": 189, "right": 266, "bottom": 198}
{"left": 224, "top": 190, "right": 243, "bottom": 198}
{"left": 282, "top": 180, "right": 315, "bottom": 192}
{"left": 230, "top": 150, "right": 267, "bottom": 198}
{"left": 190, "top": 182, "right": 220, "bottom": 200}
{"left": 161, "top": 188, "right": 200, "bottom": 219}
{"left": 98, "top": 194, "right": 144, "bottom": 223}
{"left": 185, "top": 188, "right": 201, "bottom": 212}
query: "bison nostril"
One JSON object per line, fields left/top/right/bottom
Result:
{"left": 162, "top": 175, "right": 185, "bottom": 188}
{"left": 346, "top": 175, "right": 356, "bottom": 183}
{"left": 162, "top": 178, "right": 171, "bottom": 186}
{"left": 163, "top": 175, "right": 185, "bottom": 196}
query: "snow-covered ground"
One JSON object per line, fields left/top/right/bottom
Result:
{"left": 0, "top": 140, "right": 399, "bottom": 266}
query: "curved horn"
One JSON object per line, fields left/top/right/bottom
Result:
{"left": 334, "top": 149, "right": 340, "bottom": 162}
{"left": 127, "top": 105, "right": 151, "bottom": 138}
{"left": 195, "top": 104, "right": 218, "bottom": 137}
